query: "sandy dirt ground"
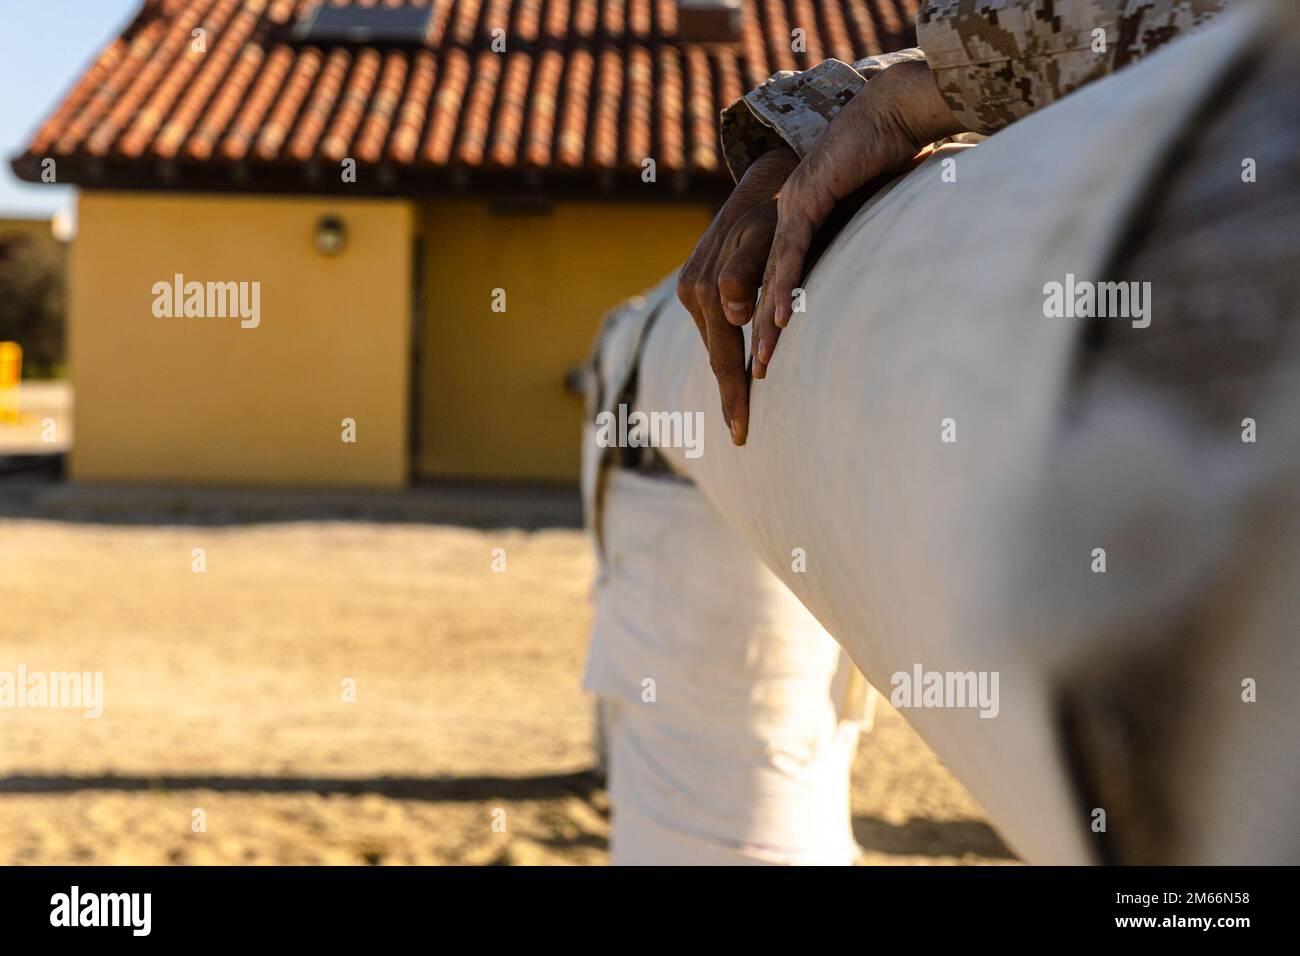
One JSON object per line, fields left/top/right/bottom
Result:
{"left": 0, "top": 515, "right": 1016, "bottom": 865}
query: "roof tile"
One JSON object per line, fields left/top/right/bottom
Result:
{"left": 16, "top": 0, "right": 922, "bottom": 189}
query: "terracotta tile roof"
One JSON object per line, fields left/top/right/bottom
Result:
{"left": 13, "top": 0, "right": 921, "bottom": 198}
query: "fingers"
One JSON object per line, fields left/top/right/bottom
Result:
{"left": 676, "top": 257, "right": 709, "bottom": 345}
{"left": 756, "top": 91, "right": 898, "bottom": 350}
{"left": 751, "top": 252, "right": 778, "bottom": 379}
{"left": 709, "top": 322, "right": 750, "bottom": 446}
{"left": 711, "top": 201, "right": 780, "bottom": 441}
{"left": 748, "top": 166, "right": 843, "bottom": 382}
{"left": 679, "top": 149, "right": 794, "bottom": 346}
{"left": 677, "top": 203, "right": 735, "bottom": 345}
{"left": 769, "top": 179, "right": 835, "bottom": 330}
{"left": 749, "top": 190, "right": 812, "bottom": 377}
{"left": 717, "top": 255, "right": 760, "bottom": 328}
{"left": 716, "top": 202, "right": 777, "bottom": 328}
{"left": 674, "top": 153, "right": 799, "bottom": 445}
{"left": 681, "top": 73, "right": 946, "bottom": 411}
{"left": 678, "top": 199, "right": 777, "bottom": 445}
{"left": 698, "top": 265, "right": 750, "bottom": 445}
{"left": 752, "top": 315, "right": 778, "bottom": 379}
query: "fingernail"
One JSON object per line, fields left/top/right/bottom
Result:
{"left": 730, "top": 421, "right": 744, "bottom": 445}
{"left": 725, "top": 301, "right": 748, "bottom": 321}
{"left": 757, "top": 338, "right": 771, "bottom": 363}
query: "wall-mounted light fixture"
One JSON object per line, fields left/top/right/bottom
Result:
{"left": 314, "top": 215, "right": 347, "bottom": 256}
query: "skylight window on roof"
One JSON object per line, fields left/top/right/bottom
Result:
{"left": 292, "top": 4, "right": 436, "bottom": 46}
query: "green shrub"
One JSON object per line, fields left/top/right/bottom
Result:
{"left": 0, "top": 232, "right": 66, "bottom": 378}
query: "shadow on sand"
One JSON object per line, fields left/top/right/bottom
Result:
{"left": 852, "top": 815, "right": 1017, "bottom": 860}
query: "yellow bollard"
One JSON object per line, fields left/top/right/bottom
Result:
{"left": 0, "top": 342, "right": 21, "bottom": 426}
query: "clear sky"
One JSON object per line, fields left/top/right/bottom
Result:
{"left": 0, "top": 0, "right": 141, "bottom": 219}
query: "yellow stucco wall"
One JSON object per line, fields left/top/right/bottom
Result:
{"left": 416, "top": 199, "right": 711, "bottom": 482}
{"left": 70, "top": 192, "right": 413, "bottom": 488}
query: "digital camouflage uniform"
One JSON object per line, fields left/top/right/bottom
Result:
{"left": 722, "top": 0, "right": 1234, "bottom": 181}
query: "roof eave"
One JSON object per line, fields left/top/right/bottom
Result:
{"left": 9, "top": 152, "right": 732, "bottom": 205}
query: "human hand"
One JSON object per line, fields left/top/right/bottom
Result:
{"left": 749, "top": 60, "right": 964, "bottom": 397}
{"left": 676, "top": 146, "right": 798, "bottom": 444}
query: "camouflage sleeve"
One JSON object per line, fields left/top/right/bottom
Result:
{"left": 721, "top": 49, "right": 929, "bottom": 182}
{"left": 917, "top": 0, "right": 1234, "bottom": 135}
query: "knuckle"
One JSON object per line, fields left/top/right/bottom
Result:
{"left": 676, "top": 270, "right": 696, "bottom": 301}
